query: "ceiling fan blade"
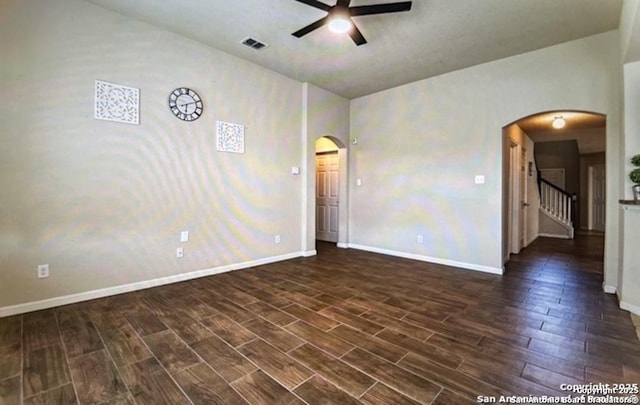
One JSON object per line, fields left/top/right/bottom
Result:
{"left": 348, "top": 22, "right": 367, "bottom": 46}
{"left": 293, "top": 0, "right": 331, "bottom": 12}
{"left": 349, "top": 1, "right": 412, "bottom": 16}
{"left": 336, "top": 0, "right": 352, "bottom": 7}
{"left": 292, "top": 16, "right": 329, "bottom": 37}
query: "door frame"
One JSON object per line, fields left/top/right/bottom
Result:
{"left": 311, "top": 136, "right": 348, "bottom": 249}
{"left": 588, "top": 163, "right": 606, "bottom": 231}
{"left": 508, "top": 142, "right": 523, "bottom": 254}
{"left": 315, "top": 150, "right": 340, "bottom": 242}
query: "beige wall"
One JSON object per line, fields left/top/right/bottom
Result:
{"left": 303, "top": 84, "right": 350, "bottom": 251}
{"left": 349, "top": 31, "right": 621, "bottom": 276}
{"left": 0, "top": 0, "right": 304, "bottom": 311}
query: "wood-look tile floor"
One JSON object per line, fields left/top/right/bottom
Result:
{"left": 1, "top": 234, "right": 639, "bottom": 404}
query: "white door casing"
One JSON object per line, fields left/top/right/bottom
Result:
{"left": 508, "top": 143, "right": 527, "bottom": 254}
{"left": 509, "top": 144, "right": 519, "bottom": 254}
{"left": 316, "top": 152, "right": 339, "bottom": 242}
{"left": 589, "top": 164, "right": 606, "bottom": 232}
{"left": 519, "top": 147, "right": 527, "bottom": 248}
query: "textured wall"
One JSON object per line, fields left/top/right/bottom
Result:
{"left": 0, "top": 0, "right": 304, "bottom": 309}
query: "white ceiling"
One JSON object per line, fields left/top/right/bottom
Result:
{"left": 82, "top": 0, "right": 623, "bottom": 99}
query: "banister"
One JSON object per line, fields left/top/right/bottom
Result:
{"left": 539, "top": 177, "right": 572, "bottom": 198}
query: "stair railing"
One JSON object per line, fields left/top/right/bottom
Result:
{"left": 539, "top": 178, "right": 574, "bottom": 227}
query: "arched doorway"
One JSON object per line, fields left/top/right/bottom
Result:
{"left": 502, "top": 110, "right": 606, "bottom": 264}
{"left": 314, "top": 136, "right": 347, "bottom": 246}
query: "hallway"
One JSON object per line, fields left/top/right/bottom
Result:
{"left": 506, "top": 232, "right": 605, "bottom": 275}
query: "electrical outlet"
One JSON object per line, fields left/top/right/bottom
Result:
{"left": 176, "top": 247, "right": 184, "bottom": 258}
{"left": 37, "top": 264, "right": 49, "bottom": 279}
{"left": 417, "top": 235, "right": 423, "bottom": 244}
{"left": 275, "top": 235, "right": 281, "bottom": 244}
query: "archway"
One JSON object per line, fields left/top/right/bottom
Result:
{"left": 502, "top": 110, "right": 606, "bottom": 265}
{"left": 314, "top": 136, "right": 348, "bottom": 249}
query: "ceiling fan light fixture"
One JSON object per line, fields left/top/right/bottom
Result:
{"left": 552, "top": 116, "right": 566, "bottom": 129}
{"left": 328, "top": 15, "right": 352, "bottom": 34}
{"left": 292, "top": 0, "right": 412, "bottom": 45}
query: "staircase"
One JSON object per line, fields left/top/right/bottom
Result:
{"left": 539, "top": 178, "right": 575, "bottom": 239}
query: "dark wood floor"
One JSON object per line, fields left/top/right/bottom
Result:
{"left": 1, "top": 234, "right": 639, "bottom": 404}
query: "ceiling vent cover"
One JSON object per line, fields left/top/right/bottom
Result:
{"left": 241, "top": 37, "right": 268, "bottom": 50}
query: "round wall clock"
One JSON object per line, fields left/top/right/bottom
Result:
{"left": 168, "top": 88, "right": 203, "bottom": 121}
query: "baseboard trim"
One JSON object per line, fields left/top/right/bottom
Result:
{"left": 337, "top": 242, "right": 348, "bottom": 249}
{"left": 620, "top": 300, "right": 640, "bottom": 317}
{"left": 348, "top": 244, "right": 503, "bottom": 275}
{"left": 602, "top": 283, "right": 617, "bottom": 294}
{"left": 0, "top": 252, "right": 304, "bottom": 318}
{"left": 525, "top": 235, "right": 539, "bottom": 247}
{"left": 302, "top": 250, "right": 317, "bottom": 257}
{"left": 538, "top": 233, "right": 571, "bottom": 239}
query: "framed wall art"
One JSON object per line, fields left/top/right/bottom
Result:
{"left": 216, "top": 120, "right": 245, "bottom": 154}
{"left": 94, "top": 80, "right": 140, "bottom": 125}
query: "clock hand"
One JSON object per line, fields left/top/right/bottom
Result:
{"left": 178, "top": 102, "right": 195, "bottom": 109}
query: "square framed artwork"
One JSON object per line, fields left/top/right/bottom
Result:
{"left": 94, "top": 80, "right": 140, "bottom": 125}
{"left": 216, "top": 120, "right": 245, "bottom": 154}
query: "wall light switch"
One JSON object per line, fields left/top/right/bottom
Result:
{"left": 475, "top": 175, "right": 485, "bottom": 184}
{"left": 37, "top": 264, "right": 49, "bottom": 279}
{"left": 357, "top": 178, "right": 362, "bottom": 186}
{"left": 180, "top": 231, "right": 189, "bottom": 242}
{"left": 291, "top": 166, "right": 300, "bottom": 175}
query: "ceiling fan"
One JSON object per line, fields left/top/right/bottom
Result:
{"left": 292, "top": 0, "right": 413, "bottom": 46}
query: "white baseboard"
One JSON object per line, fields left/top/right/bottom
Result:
{"left": 538, "top": 233, "right": 571, "bottom": 239}
{"left": 602, "top": 282, "right": 617, "bottom": 294}
{"left": 0, "top": 251, "right": 304, "bottom": 318}
{"left": 302, "top": 250, "right": 317, "bottom": 257}
{"left": 347, "top": 244, "right": 503, "bottom": 275}
{"left": 620, "top": 300, "right": 640, "bottom": 317}
{"left": 337, "top": 242, "right": 348, "bottom": 249}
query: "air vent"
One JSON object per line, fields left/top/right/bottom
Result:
{"left": 241, "top": 37, "right": 268, "bottom": 51}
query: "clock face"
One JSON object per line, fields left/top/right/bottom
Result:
{"left": 168, "top": 88, "right": 203, "bottom": 121}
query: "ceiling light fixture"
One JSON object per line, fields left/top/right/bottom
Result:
{"left": 552, "top": 116, "right": 566, "bottom": 129}
{"left": 328, "top": 9, "right": 352, "bottom": 34}
{"left": 328, "top": 17, "right": 352, "bottom": 33}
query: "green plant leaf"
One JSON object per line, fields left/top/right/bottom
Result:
{"left": 632, "top": 154, "right": 640, "bottom": 167}
{"left": 630, "top": 168, "right": 640, "bottom": 184}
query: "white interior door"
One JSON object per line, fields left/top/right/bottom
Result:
{"left": 509, "top": 144, "right": 519, "bottom": 254}
{"left": 590, "top": 164, "right": 606, "bottom": 232}
{"left": 508, "top": 143, "right": 526, "bottom": 254}
{"left": 519, "top": 147, "right": 527, "bottom": 248}
{"left": 316, "top": 153, "right": 339, "bottom": 242}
